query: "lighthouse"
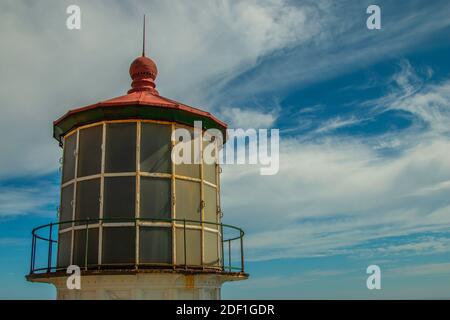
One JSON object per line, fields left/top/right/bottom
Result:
{"left": 26, "top": 18, "right": 247, "bottom": 300}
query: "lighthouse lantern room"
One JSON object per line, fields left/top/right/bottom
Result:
{"left": 26, "top": 18, "right": 247, "bottom": 300}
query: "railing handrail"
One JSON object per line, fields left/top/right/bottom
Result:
{"left": 32, "top": 217, "right": 244, "bottom": 242}
{"left": 29, "top": 217, "right": 245, "bottom": 275}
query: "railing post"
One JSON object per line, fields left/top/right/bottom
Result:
{"left": 85, "top": 219, "right": 89, "bottom": 270}
{"left": 240, "top": 232, "right": 244, "bottom": 273}
{"left": 220, "top": 224, "right": 224, "bottom": 271}
{"left": 228, "top": 240, "right": 231, "bottom": 272}
{"left": 47, "top": 223, "right": 53, "bottom": 273}
{"left": 33, "top": 236, "right": 37, "bottom": 273}
{"left": 30, "top": 233, "right": 35, "bottom": 274}
{"left": 32, "top": 236, "right": 37, "bottom": 273}
{"left": 183, "top": 219, "right": 187, "bottom": 269}
{"left": 135, "top": 218, "right": 138, "bottom": 270}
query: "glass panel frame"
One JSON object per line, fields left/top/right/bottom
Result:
{"left": 75, "top": 178, "right": 100, "bottom": 225}
{"left": 140, "top": 177, "right": 171, "bottom": 221}
{"left": 140, "top": 122, "right": 172, "bottom": 173}
{"left": 103, "top": 176, "right": 136, "bottom": 220}
{"left": 203, "top": 184, "right": 218, "bottom": 228}
{"left": 174, "top": 126, "right": 201, "bottom": 178}
{"left": 203, "top": 138, "right": 217, "bottom": 184}
{"left": 175, "top": 228, "right": 201, "bottom": 266}
{"left": 204, "top": 231, "right": 220, "bottom": 267}
{"left": 73, "top": 228, "right": 99, "bottom": 267}
{"left": 77, "top": 125, "right": 102, "bottom": 178}
{"left": 57, "top": 231, "right": 72, "bottom": 268}
{"left": 102, "top": 227, "right": 136, "bottom": 265}
{"left": 60, "top": 184, "right": 74, "bottom": 229}
{"left": 175, "top": 179, "right": 201, "bottom": 224}
{"left": 62, "top": 133, "right": 76, "bottom": 183}
{"left": 139, "top": 227, "right": 172, "bottom": 264}
{"left": 105, "top": 122, "right": 136, "bottom": 173}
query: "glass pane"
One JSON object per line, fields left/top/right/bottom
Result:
{"left": 175, "top": 127, "right": 200, "bottom": 178}
{"left": 203, "top": 139, "right": 217, "bottom": 184}
{"left": 103, "top": 176, "right": 135, "bottom": 220}
{"left": 204, "top": 231, "right": 219, "bottom": 266}
{"left": 141, "top": 123, "right": 171, "bottom": 173}
{"left": 175, "top": 179, "right": 201, "bottom": 224}
{"left": 102, "top": 227, "right": 135, "bottom": 264}
{"left": 73, "top": 228, "right": 99, "bottom": 267}
{"left": 62, "top": 133, "right": 76, "bottom": 183}
{"left": 176, "top": 228, "right": 201, "bottom": 266}
{"left": 105, "top": 122, "right": 136, "bottom": 173}
{"left": 77, "top": 125, "right": 102, "bottom": 177}
{"left": 203, "top": 184, "right": 217, "bottom": 228}
{"left": 60, "top": 184, "right": 74, "bottom": 229}
{"left": 75, "top": 178, "right": 100, "bottom": 225}
{"left": 140, "top": 177, "right": 171, "bottom": 221}
{"left": 139, "top": 227, "right": 172, "bottom": 264}
{"left": 57, "top": 231, "right": 71, "bottom": 268}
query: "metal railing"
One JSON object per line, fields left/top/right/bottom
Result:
{"left": 28, "top": 217, "right": 245, "bottom": 275}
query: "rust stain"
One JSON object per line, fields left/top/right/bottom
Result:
{"left": 185, "top": 275, "right": 195, "bottom": 288}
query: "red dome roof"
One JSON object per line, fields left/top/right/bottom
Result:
{"left": 129, "top": 56, "right": 158, "bottom": 80}
{"left": 128, "top": 55, "right": 158, "bottom": 94}
{"left": 53, "top": 53, "right": 228, "bottom": 143}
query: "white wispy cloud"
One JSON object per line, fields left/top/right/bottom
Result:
{"left": 403, "top": 180, "right": 450, "bottom": 197}
{"left": 222, "top": 136, "right": 450, "bottom": 260}
{"left": 355, "top": 234, "right": 450, "bottom": 258}
{"left": 314, "top": 116, "right": 363, "bottom": 134}
{"left": 365, "top": 60, "right": 450, "bottom": 134}
{"left": 1, "top": 1, "right": 450, "bottom": 262}
{"left": 221, "top": 64, "right": 450, "bottom": 261}
{"left": 0, "top": 0, "right": 319, "bottom": 177}
{"left": 219, "top": 107, "right": 279, "bottom": 128}
{"left": 218, "top": 1, "right": 450, "bottom": 101}
{"left": 387, "top": 262, "right": 450, "bottom": 277}
{"left": 0, "top": 183, "right": 58, "bottom": 217}
{"left": 2, "top": 1, "right": 450, "bottom": 177}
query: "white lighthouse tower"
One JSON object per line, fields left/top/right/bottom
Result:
{"left": 26, "top": 18, "right": 248, "bottom": 300}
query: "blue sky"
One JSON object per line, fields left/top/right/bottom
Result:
{"left": 1, "top": 0, "right": 450, "bottom": 299}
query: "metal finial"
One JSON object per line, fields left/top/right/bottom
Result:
{"left": 142, "top": 14, "right": 146, "bottom": 57}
